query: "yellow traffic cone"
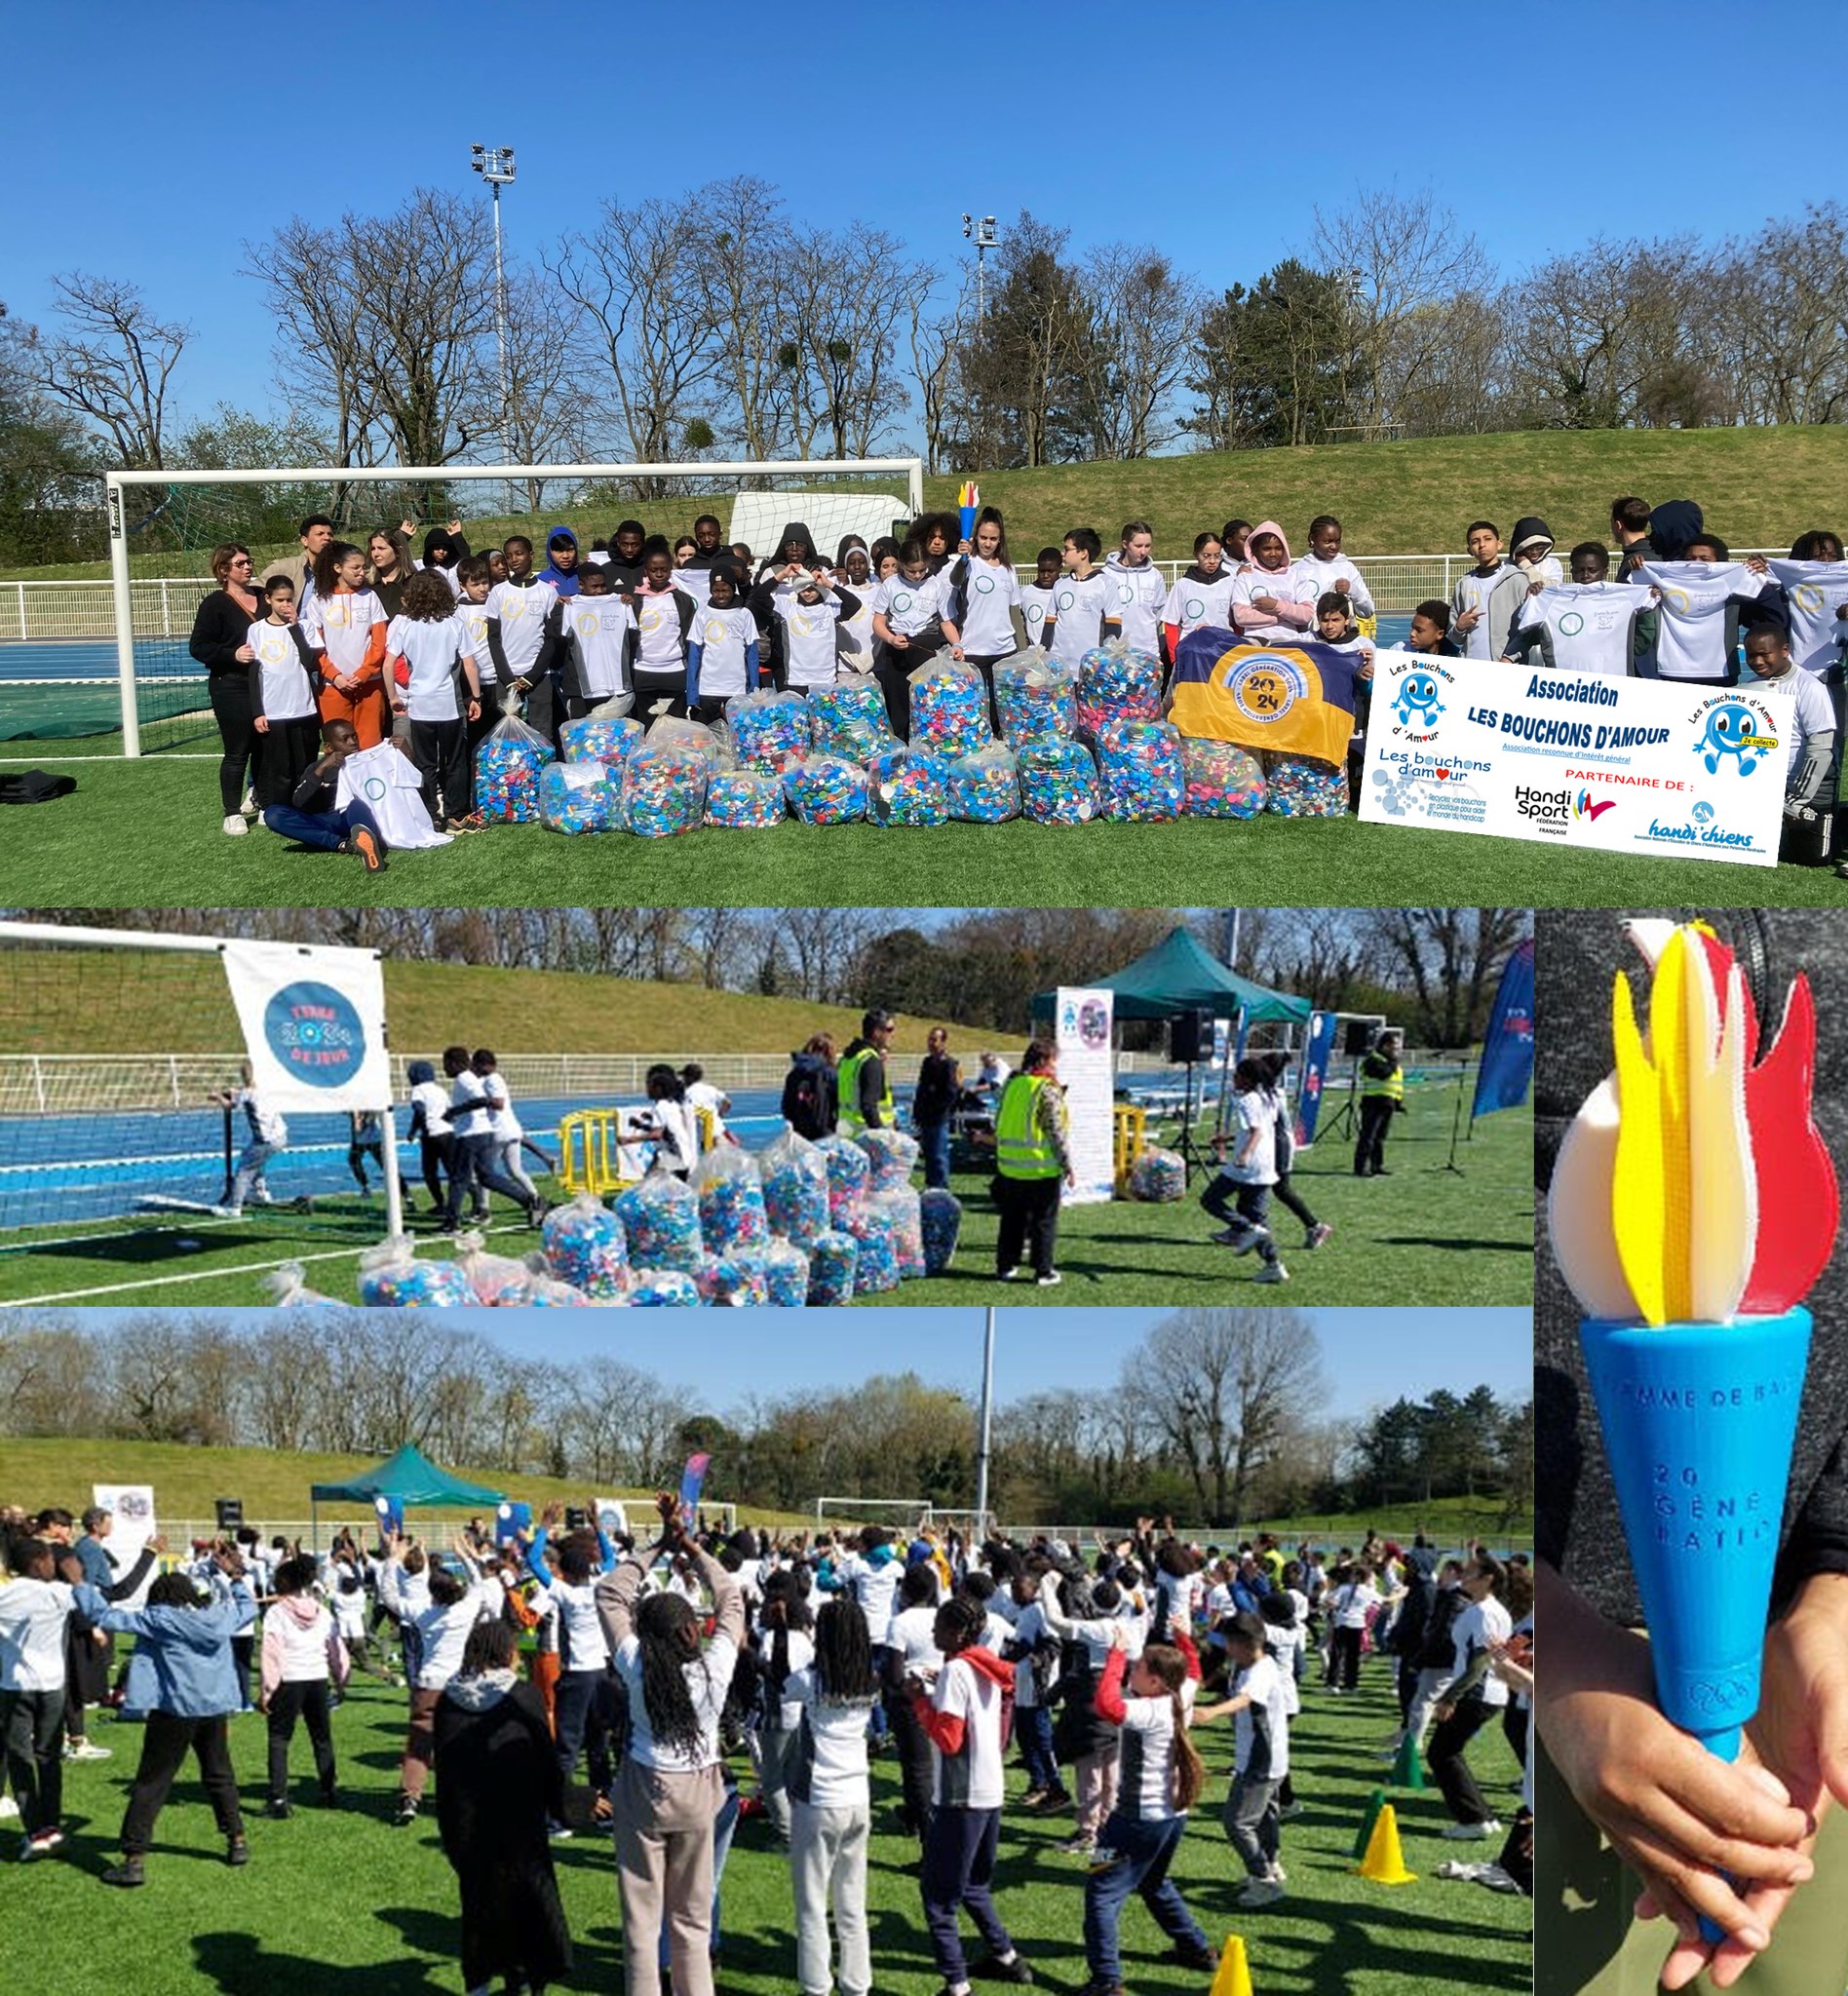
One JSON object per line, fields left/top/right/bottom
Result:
{"left": 1208, "top": 1933, "right": 1253, "bottom": 1996}
{"left": 1355, "top": 1801, "right": 1417, "bottom": 1884}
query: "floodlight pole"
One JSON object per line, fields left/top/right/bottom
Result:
{"left": 974, "top": 1307, "right": 997, "bottom": 1537}
{"left": 962, "top": 212, "right": 998, "bottom": 322}
{"left": 472, "top": 144, "right": 518, "bottom": 514}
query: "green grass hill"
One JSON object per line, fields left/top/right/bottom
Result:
{"left": 9, "top": 426, "right": 1842, "bottom": 580}
{"left": 0, "top": 947, "right": 951, "bottom": 1056}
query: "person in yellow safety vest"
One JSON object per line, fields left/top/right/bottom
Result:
{"left": 991, "top": 1038, "right": 1075, "bottom": 1288}
{"left": 1354, "top": 1027, "right": 1405, "bottom": 1178}
{"left": 836, "top": 1009, "right": 898, "bottom": 1135}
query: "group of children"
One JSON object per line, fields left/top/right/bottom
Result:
{"left": 3, "top": 1492, "right": 1533, "bottom": 1996}
{"left": 198, "top": 496, "right": 1848, "bottom": 867}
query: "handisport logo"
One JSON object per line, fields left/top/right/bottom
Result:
{"left": 1574, "top": 789, "right": 1616, "bottom": 822}
{"left": 1514, "top": 784, "right": 1572, "bottom": 835}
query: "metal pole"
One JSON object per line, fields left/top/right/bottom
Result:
{"left": 105, "top": 477, "right": 141, "bottom": 757}
{"left": 1222, "top": 908, "right": 1241, "bottom": 968}
{"left": 974, "top": 1307, "right": 997, "bottom": 1534}
{"left": 490, "top": 180, "right": 513, "bottom": 515}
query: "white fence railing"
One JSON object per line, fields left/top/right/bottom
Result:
{"left": 3, "top": 1045, "right": 1168, "bottom": 1117}
{"left": 0, "top": 552, "right": 1793, "bottom": 646}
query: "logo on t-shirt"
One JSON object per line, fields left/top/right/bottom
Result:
{"left": 1558, "top": 611, "right": 1585, "bottom": 636}
{"left": 262, "top": 980, "right": 366, "bottom": 1087}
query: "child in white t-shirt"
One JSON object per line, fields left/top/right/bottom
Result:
{"left": 1197, "top": 1612, "right": 1290, "bottom": 1906}
{"left": 386, "top": 569, "right": 482, "bottom": 831}
{"left": 1040, "top": 528, "right": 1120, "bottom": 668}
{"left": 1201, "top": 1057, "right": 1288, "bottom": 1282}
{"left": 1019, "top": 547, "right": 1062, "bottom": 656}
{"left": 1326, "top": 1560, "right": 1383, "bottom": 1693}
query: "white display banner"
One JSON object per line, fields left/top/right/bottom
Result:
{"left": 93, "top": 1482, "right": 158, "bottom": 1606}
{"left": 220, "top": 939, "right": 393, "bottom": 1112}
{"left": 1360, "top": 648, "right": 1787, "bottom": 867}
{"left": 1055, "top": 986, "right": 1115, "bottom": 1206}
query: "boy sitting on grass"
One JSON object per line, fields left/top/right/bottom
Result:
{"left": 261, "top": 718, "right": 386, "bottom": 869}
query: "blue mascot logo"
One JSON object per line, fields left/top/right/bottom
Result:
{"left": 1694, "top": 700, "right": 1775, "bottom": 776}
{"left": 262, "top": 979, "right": 366, "bottom": 1088}
{"left": 1391, "top": 672, "right": 1444, "bottom": 729}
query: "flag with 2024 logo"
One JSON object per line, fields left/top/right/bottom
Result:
{"left": 220, "top": 939, "right": 392, "bottom": 1112}
{"left": 1171, "top": 632, "right": 1366, "bottom": 764}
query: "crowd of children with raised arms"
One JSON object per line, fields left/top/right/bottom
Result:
{"left": 2, "top": 1488, "right": 1533, "bottom": 1996}
{"left": 186, "top": 491, "right": 1848, "bottom": 868}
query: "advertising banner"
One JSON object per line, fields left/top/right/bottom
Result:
{"left": 1360, "top": 650, "right": 1786, "bottom": 867}
{"left": 1055, "top": 986, "right": 1115, "bottom": 1206}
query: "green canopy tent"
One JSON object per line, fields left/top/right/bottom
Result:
{"left": 308, "top": 1442, "right": 505, "bottom": 1550}
{"left": 1033, "top": 925, "right": 1312, "bottom": 1027}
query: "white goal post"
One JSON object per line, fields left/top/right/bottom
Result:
{"left": 103, "top": 458, "right": 927, "bottom": 755}
{"left": 813, "top": 1496, "right": 934, "bottom": 1531}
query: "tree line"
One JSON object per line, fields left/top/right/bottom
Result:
{"left": 4, "top": 183, "right": 1847, "bottom": 563}
{"left": 17, "top": 905, "right": 1530, "bottom": 1049}
{"left": 0, "top": 1307, "right": 1529, "bottom": 1531}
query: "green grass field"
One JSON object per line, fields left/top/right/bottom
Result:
{"left": 0, "top": 950, "right": 949, "bottom": 1057}
{"left": 0, "top": 1082, "right": 1531, "bottom": 1307}
{"left": 3, "top": 753, "right": 1834, "bottom": 905}
{"left": 8, "top": 424, "right": 1843, "bottom": 579}
{"left": 11, "top": 1654, "right": 1530, "bottom": 1996}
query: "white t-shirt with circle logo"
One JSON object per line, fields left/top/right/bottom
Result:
{"left": 950, "top": 557, "right": 1020, "bottom": 658}
{"left": 569, "top": 598, "right": 635, "bottom": 700}
{"left": 1045, "top": 569, "right": 1112, "bottom": 666}
{"left": 1161, "top": 572, "right": 1236, "bottom": 647}
{"left": 1510, "top": 581, "right": 1637, "bottom": 677}
{"left": 1767, "top": 558, "right": 1848, "bottom": 675}
{"left": 333, "top": 741, "right": 452, "bottom": 848}
{"left": 247, "top": 619, "right": 319, "bottom": 722}
{"left": 872, "top": 572, "right": 944, "bottom": 640}
{"left": 1103, "top": 557, "right": 1168, "bottom": 655}
{"left": 1020, "top": 582, "right": 1057, "bottom": 648}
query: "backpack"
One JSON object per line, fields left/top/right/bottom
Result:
{"left": 786, "top": 1062, "right": 828, "bottom": 1140}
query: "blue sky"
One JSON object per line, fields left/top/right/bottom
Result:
{"left": 10, "top": 0, "right": 1842, "bottom": 446}
{"left": 76, "top": 1306, "right": 1530, "bottom": 1419}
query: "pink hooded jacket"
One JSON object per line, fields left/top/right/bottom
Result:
{"left": 1231, "top": 521, "right": 1317, "bottom": 637}
{"left": 260, "top": 1592, "right": 351, "bottom": 1703}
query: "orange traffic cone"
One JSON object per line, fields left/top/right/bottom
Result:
{"left": 1208, "top": 1933, "right": 1254, "bottom": 1996}
{"left": 1351, "top": 1785, "right": 1387, "bottom": 1861}
{"left": 1355, "top": 1801, "right": 1417, "bottom": 1884}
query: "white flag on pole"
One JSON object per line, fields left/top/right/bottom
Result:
{"left": 220, "top": 939, "right": 391, "bottom": 1113}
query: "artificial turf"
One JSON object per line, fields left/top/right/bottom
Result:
{"left": 0, "top": 1083, "right": 1531, "bottom": 1308}
{"left": 12, "top": 1644, "right": 1530, "bottom": 1996}
{"left": 1, "top": 752, "right": 1832, "bottom": 906}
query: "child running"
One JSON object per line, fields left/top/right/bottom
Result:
{"left": 1196, "top": 1610, "right": 1290, "bottom": 1908}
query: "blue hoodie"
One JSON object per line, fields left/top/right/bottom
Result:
{"left": 80, "top": 1575, "right": 253, "bottom": 1718}
{"left": 539, "top": 525, "right": 582, "bottom": 597}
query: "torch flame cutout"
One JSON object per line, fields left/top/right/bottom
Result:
{"left": 1550, "top": 922, "right": 1837, "bottom": 1325}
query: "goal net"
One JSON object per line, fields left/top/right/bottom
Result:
{"left": 0, "top": 458, "right": 923, "bottom": 759}
{"left": 0, "top": 921, "right": 402, "bottom": 1305}
{"left": 813, "top": 1497, "right": 935, "bottom": 1533}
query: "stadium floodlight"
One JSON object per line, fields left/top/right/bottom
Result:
{"left": 961, "top": 212, "right": 999, "bottom": 319}
{"left": 470, "top": 145, "right": 518, "bottom": 503}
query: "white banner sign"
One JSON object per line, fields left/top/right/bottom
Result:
{"left": 93, "top": 1482, "right": 158, "bottom": 1606}
{"left": 1360, "top": 649, "right": 1787, "bottom": 867}
{"left": 220, "top": 939, "right": 393, "bottom": 1111}
{"left": 1054, "top": 985, "right": 1115, "bottom": 1206}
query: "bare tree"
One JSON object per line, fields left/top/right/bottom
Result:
{"left": 1128, "top": 1308, "right": 1328, "bottom": 1524}
{"left": 907, "top": 282, "right": 972, "bottom": 475}
{"left": 695, "top": 176, "right": 793, "bottom": 461}
{"left": 1367, "top": 907, "right": 1531, "bottom": 1047}
{"left": 247, "top": 190, "right": 499, "bottom": 497}
{"left": 550, "top": 201, "right": 724, "bottom": 486}
{"left": 1726, "top": 205, "right": 1848, "bottom": 426}
{"left": 36, "top": 272, "right": 189, "bottom": 469}
{"left": 499, "top": 269, "right": 592, "bottom": 509}
{"left": 780, "top": 225, "right": 934, "bottom": 459}
{"left": 1076, "top": 246, "right": 1203, "bottom": 459}
{"left": 1313, "top": 190, "right": 1494, "bottom": 437}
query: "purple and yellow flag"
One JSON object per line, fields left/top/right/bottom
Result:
{"left": 1171, "top": 632, "right": 1364, "bottom": 764}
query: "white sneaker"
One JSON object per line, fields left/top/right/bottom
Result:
{"left": 1253, "top": 1262, "right": 1290, "bottom": 1284}
{"left": 1036, "top": 1272, "right": 1061, "bottom": 1288}
{"left": 64, "top": 1741, "right": 111, "bottom": 1762}
{"left": 1306, "top": 1222, "right": 1334, "bottom": 1249}
{"left": 222, "top": 814, "right": 249, "bottom": 836}
{"left": 1441, "top": 1819, "right": 1501, "bottom": 1840}
{"left": 1237, "top": 1877, "right": 1286, "bottom": 1907}
{"left": 0, "top": 1796, "right": 18, "bottom": 1820}
{"left": 241, "top": 787, "right": 256, "bottom": 816}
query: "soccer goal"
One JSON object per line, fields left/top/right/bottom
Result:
{"left": 813, "top": 1497, "right": 935, "bottom": 1533}
{"left": 0, "top": 458, "right": 924, "bottom": 758}
{"left": 0, "top": 919, "right": 403, "bottom": 1305}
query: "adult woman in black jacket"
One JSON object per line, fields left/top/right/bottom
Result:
{"left": 187, "top": 541, "right": 264, "bottom": 834}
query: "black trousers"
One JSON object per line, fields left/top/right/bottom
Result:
{"left": 1329, "top": 1625, "right": 1364, "bottom": 1691}
{"left": 408, "top": 715, "right": 471, "bottom": 821}
{"left": 960, "top": 651, "right": 1011, "bottom": 735}
{"left": 1355, "top": 1096, "right": 1396, "bottom": 1175}
{"left": 1272, "top": 1171, "right": 1319, "bottom": 1232}
{"left": 443, "top": 1131, "right": 534, "bottom": 1223}
{"left": 993, "top": 1171, "right": 1060, "bottom": 1279}
{"left": 209, "top": 671, "right": 258, "bottom": 815}
{"left": 267, "top": 1678, "right": 336, "bottom": 1801}
{"left": 418, "top": 1132, "right": 454, "bottom": 1208}
{"left": 253, "top": 712, "right": 324, "bottom": 810}
{"left": 885, "top": 1683, "right": 937, "bottom": 1840}
{"left": 230, "top": 1633, "right": 254, "bottom": 1708}
{"left": 1, "top": 1686, "right": 65, "bottom": 1833}
{"left": 632, "top": 670, "right": 688, "bottom": 721}
{"left": 873, "top": 630, "right": 948, "bottom": 741}
{"left": 121, "top": 1710, "right": 244, "bottom": 1855}
{"left": 1427, "top": 1694, "right": 1500, "bottom": 1825}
